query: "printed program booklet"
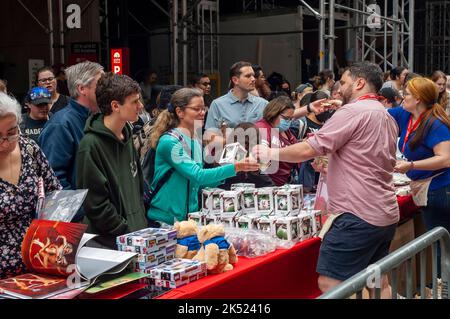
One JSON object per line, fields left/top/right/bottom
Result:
{"left": 0, "top": 220, "right": 137, "bottom": 299}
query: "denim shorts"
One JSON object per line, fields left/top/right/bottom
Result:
{"left": 316, "top": 213, "right": 397, "bottom": 281}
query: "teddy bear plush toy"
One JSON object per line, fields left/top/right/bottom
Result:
{"left": 193, "top": 224, "right": 238, "bottom": 274}
{"left": 173, "top": 220, "right": 201, "bottom": 259}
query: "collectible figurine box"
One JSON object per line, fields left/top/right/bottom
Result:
{"left": 274, "top": 187, "right": 301, "bottom": 216}
{"left": 274, "top": 217, "right": 301, "bottom": 241}
{"left": 201, "top": 188, "right": 223, "bottom": 214}
{"left": 116, "top": 228, "right": 177, "bottom": 248}
{"left": 187, "top": 212, "right": 206, "bottom": 226}
{"left": 150, "top": 258, "right": 207, "bottom": 282}
{"left": 154, "top": 271, "right": 207, "bottom": 289}
{"left": 255, "top": 187, "right": 275, "bottom": 215}
{"left": 219, "top": 142, "right": 247, "bottom": 165}
{"left": 298, "top": 212, "right": 313, "bottom": 240}
{"left": 230, "top": 183, "right": 256, "bottom": 191}
{"left": 220, "top": 190, "right": 243, "bottom": 216}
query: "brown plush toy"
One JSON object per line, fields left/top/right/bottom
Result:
{"left": 174, "top": 220, "right": 201, "bottom": 259}
{"left": 193, "top": 224, "right": 238, "bottom": 274}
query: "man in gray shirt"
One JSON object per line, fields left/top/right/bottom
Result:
{"left": 205, "top": 61, "right": 268, "bottom": 132}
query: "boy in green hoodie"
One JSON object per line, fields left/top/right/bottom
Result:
{"left": 76, "top": 72, "right": 148, "bottom": 248}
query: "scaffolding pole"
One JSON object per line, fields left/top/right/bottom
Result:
{"left": 314, "top": 0, "right": 414, "bottom": 72}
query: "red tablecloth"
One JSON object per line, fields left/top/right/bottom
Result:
{"left": 397, "top": 195, "right": 420, "bottom": 222}
{"left": 157, "top": 237, "right": 322, "bottom": 299}
{"left": 157, "top": 195, "right": 419, "bottom": 300}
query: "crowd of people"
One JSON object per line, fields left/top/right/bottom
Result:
{"left": 0, "top": 59, "right": 449, "bottom": 298}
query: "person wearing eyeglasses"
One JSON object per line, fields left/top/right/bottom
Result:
{"left": 0, "top": 92, "right": 61, "bottom": 279}
{"left": 36, "top": 66, "right": 70, "bottom": 114}
{"left": 191, "top": 73, "right": 213, "bottom": 108}
{"left": 147, "top": 88, "right": 259, "bottom": 226}
{"left": 20, "top": 87, "right": 52, "bottom": 143}
{"left": 254, "top": 96, "right": 298, "bottom": 186}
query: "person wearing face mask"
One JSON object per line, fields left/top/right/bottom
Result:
{"left": 255, "top": 96, "right": 297, "bottom": 186}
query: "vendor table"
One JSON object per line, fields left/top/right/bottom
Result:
{"left": 156, "top": 194, "right": 420, "bottom": 300}
{"left": 157, "top": 237, "right": 322, "bottom": 299}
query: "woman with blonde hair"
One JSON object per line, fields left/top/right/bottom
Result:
{"left": 388, "top": 77, "right": 450, "bottom": 238}
{"left": 147, "top": 88, "right": 259, "bottom": 226}
{"left": 431, "top": 70, "right": 450, "bottom": 115}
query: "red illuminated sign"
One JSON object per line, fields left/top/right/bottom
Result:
{"left": 110, "top": 48, "right": 130, "bottom": 75}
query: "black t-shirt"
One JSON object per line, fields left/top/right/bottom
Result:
{"left": 303, "top": 117, "right": 324, "bottom": 139}
{"left": 20, "top": 114, "right": 48, "bottom": 143}
{"left": 51, "top": 94, "right": 70, "bottom": 114}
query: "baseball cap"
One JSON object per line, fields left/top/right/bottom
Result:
{"left": 295, "top": 83, "right": 313, "bottom": 94}
{"left": 26, "top": 87, "right": 52, "bottom": 105}
{"left": 379, "top": 87, "right": 401, "bottom": 104}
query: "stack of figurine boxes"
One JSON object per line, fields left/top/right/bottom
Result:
{"left": 220, "top": 190, "right": 244, "bottom": 228}
{"left": 116, "top": 228, "right": 177, "bottom": 274}
{"left": 254, "top": 187, "right": 276, "bottom": 234}
{"left": 187, "top": 212, "right": 205, "bottom": 226}
{"left": 150, "top": 258, "right": 207, "bottom": 288}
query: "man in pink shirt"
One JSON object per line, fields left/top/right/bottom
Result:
{"left": 253, "top": 61, "right": 400, "bottom": 297}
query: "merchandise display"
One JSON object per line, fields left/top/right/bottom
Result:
{"left": 219, "top": 142, "right": 247, "bottom": 165}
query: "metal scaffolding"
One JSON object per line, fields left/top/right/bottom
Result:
{"left": 306, "top": 0, "right": 415, "bottom": 72}
{"left": 169, "top": 0, "right": 219, "bottom": 85}
{"left": 425, "top": 1, "right": 450, "bottom": 74}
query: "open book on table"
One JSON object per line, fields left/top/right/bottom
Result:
{"left": 0, "top": 220, "right": 137, "bottom": 299}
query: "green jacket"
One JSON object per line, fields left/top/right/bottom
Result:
{"left": 76, "top": 113, "right": 148, "bottom": 248}
{"left": 147, "top": 128, "right": 236, "bottom": 225}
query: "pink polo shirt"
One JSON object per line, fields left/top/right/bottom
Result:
{"left": 306, "top": 98, "right": 400, "bottom": 227}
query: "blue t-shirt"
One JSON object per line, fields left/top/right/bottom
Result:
{"left": 388, "top": 107, "right": 450, "bottom": 191}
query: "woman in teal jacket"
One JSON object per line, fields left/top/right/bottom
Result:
{"left": 147, "top": 88, "right": 259, "bottom": 225}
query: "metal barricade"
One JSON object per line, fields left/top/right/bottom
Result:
{"left": 319, "top": 227, "right": 450, "bottom": 299}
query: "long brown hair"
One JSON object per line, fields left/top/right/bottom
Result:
{"left": 431, "top": 70, "right": 449, "bottom": 109}
{"left": 408, "top": 77, "right": 450, "bottom": 150}
{"left": 149, "top": 88, "right": 202, "bottom": 149}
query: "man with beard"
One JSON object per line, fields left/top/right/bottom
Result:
{"left": 253, "top": 61, "right": 399, "bottom": 298}
{"left": 20, "top": 87, "right": 52, "bottom": 143}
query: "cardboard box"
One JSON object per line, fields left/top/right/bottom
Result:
{"left": 117, "top": 239, "right": 177, "bottom": 254}
{"left": 241, "top": 188, "right": 257, "bottom": 214}
{"left": 298, "top": 212, "right": 313, "bottom": 240}
{"left": 201, "top": 188, "right": 224, "bottom": 214}
{"left": 256, "top": 215, "right": 276, "bottom": 235}
{"left": 150, "top": 258, "right": 207, "bottom": 282}
{"left": 255, "top": 187, "right": 276, "bottom": 215}
{"left": 310, "top": 210, "right": 323, "bottom": 236}
{"left": 219, "top": 142, "right": 247, "bottom": 165}
{"left": 274, "top": 187, "right": 301, "bottom": 216}
{"left": 274, "top": 217, "right": 301, "bottom": 241}
{"left": 220, "top": 190, "right": 243, "bottom": 215}
{"left": 236, "top": 214, "right": 259, "bottom": 230}
{"left": 188, "top": 212, "right": 206, "bottom": 226}
{"left": 154, "top": 271, "right": 207, "bottom": 288}
{"left": 231, "top": 183, "right": 256, "bottom": 191}
{"left": 116, "top": 228, "right": 177, "bottom": 248}
{"left": 204, "top": 214, "right": 221, "bottom": 225}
